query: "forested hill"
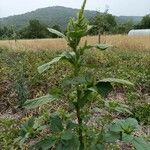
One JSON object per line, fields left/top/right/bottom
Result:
{"left": 0, "top": 6, "right": 142, "bottom": 30}
{"left": 116, "top": 16, "right": 143, "bottom": 24}
{"left": 0, "top": 6, "right": 96, "bottom": 30}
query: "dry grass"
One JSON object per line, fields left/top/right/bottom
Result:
{"left": 0, "top": 35, "right": 150, "bottom": 51}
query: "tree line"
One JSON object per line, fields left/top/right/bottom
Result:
{"left": 89, "top": 13, "right": 150, "bottom": 35}
{"left": 0, "top": 20, "right": 62, "bottom": 40}
{"left": 0, "top": 14, "right": 150, "bottom": 40}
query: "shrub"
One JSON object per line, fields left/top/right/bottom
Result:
{"left": 132, "top": 103, "right": 150, "bottom": 125}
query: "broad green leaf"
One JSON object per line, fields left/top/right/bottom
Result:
{"left": 62, "top": 76, "right": 86, "bottom": 88}
{"left": 96, "top": 81, "right": 113, "bottom": 98}
{"left": 48, "top": 28, "right": 66, "bottom": 39}
{"left": 109, "top": 119, "right": 124, "bottom": 132}
{"left": 30, "top": 137, "right": 56, "bottom": 150}
{"left": 124, "top": 118, "right": 139, "bottom": 128}
{"left": 109, "top": 118, "right": 139, "bottom": 134}
{"left": 95, "top": 44, "right": 112, "bottom": 50}
{"left": 122, "top": 133, "right": 134, "bottom": 143}
{"left": 121, "top": 118, "right": 139, "bottom": 134}
{"left": 104, "top": 131, "right": 121, "bottom": 143}
{"left": 80, "top": 43, "right": 111, "bottom": 54}
{"left": 99, "top": 78, "right": 134, "bottom": 86}
{"left": 56, "top": 134, "right": 80, "bottom": 150}
{"left": 23, "top": 94, "right": 57, "bottom": 109}
{"left": 94, "top": 144, "right": 105, "bottom": 150}
{"left": 132, "top": 137, "right": 150, "bottom": 150}
{"left": 61, "top": 130, "right": 73, "bottom": 140}
{"left": 95, "top": 78, "right": 133, "bottom": 98}
{"left": 50, "top": 115, "right": 63, "bottom": 133}
{"left": 38, "top": 56, "right": 62, "bottom": 74}
{"left": 38, "top": 52, "right": 76, "bottom": 74}
{"left": 62, "top": 73, "right": 93, "bottom": 88}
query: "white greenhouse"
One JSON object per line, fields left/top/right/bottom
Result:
{"left": 128, "top": 29, "right": 150, "bottom": 36}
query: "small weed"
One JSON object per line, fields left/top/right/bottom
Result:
{"left": 132, "top": 103, "right": 150, "bottom": 125}
{"left": 0, "top": 118, "right": 20, "bottom": 150}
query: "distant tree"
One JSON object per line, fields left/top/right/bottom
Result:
{"left": 19, "top": 19, "right": 49, "bottom": 39}
{"left": 0, "top": 26, "right": 3, "bottom": 38}
{"left": 0, "top": 26, "right": 14, "bottom": 39}
{"left": 135, "top": 15, "right": 150, "bottom": 29}
{"left": 89, "top": 13, "right": 117, "bottom": 35}
{"left": 113, "top": 21, "right": 134, "bottom": 34}
{"left": 9, "top": 26, "right": 18, "bottom": 41}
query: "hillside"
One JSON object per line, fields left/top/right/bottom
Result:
{"left": 0, "top": 6, "right": 143, "bottom": 30}
{"left": 0, "top": 6, "right": 97, "bottom": 30}
{"left": 116, "top": 16, "right": 142, "bottom": 24}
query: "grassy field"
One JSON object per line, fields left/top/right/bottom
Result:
{"left": 0, "top": 35, "right": 150, "bottom": 149}
{"left": 0, "top": 35, "right": 150, "bottom": 51}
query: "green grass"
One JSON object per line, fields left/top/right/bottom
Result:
{"left": 0, "top": 118, "right": 20, "bottom": 149}
{"left": 0, "top": 47, "right": 150, "bottom": 149}
{"left": 0, "top": 47, "right": 150, "bottom": 108}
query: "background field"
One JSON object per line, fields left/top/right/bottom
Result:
{"left": 0, "top": 35, "right": 150, "bottom": 149}
{"left": 0, "top": 35, "right": 150, "bottom": 112}
{"left": 0, "top": 35, "right": 150, "bottom": 51}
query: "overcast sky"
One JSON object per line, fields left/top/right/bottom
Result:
{"left": 0, "top": 0, "right": 150, "bottom": 18}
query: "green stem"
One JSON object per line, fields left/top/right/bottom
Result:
{"left": 76, "top": 103, "right": 84, "bottom": 150}
{"left": 73, "top": 50, "right": 84, "bottom": 149}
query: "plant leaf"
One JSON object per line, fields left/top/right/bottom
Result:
{"left": 50, "top": 115, "right": 63, "bottom": 133}
{"left": 61, "top": 130, "right": 73, "bottom": 140}
{"left": 23, "top": 94, "right": 57, "bottom": 109}
{"left": 38, "top": 52, "right": 76, "bottom": 74}
{"left": 104, "top": 131, "right": 121, "bottom": 143}
{"left": 38, "top": 56, "right": 62, "bottom": 74}
{"left": 94, "top": 144, "right": 105, "bottom": 150}
{"left": 62, "top": 73, "right": 93, "bottom": 88}
{"left": 30, "top": 137, "right": 56, "bottom": 150}
{"left": 124, "top": 118, "right": 139, "bottom": 131}
{"left": 99, "top": 78, "right": 134, "bottom": 86}
{"left": 109, "top": 118, "right": 139, "bottom": 134}
{"left": 132, "top": 137, "right": 150, "bottom": 150}
{"left": 95, "top": 44, "right": 112, "bottom": 50}
{"left": 48, "top": 28, "right": 66, "bottom": 39}
{"left": 95, "top": 81, "right": 113, "bottom": 98}
{"left": 56, "top": 134, "right": 80, "bottom": 150}
{"left": 87, "top": 25, "right": 93, "bottom": 32}
{"left": 122, "top": 133, "right": 134, "bottom": 143}
{"left": 108, "top": 119, "right": 124, "bottom": 132}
